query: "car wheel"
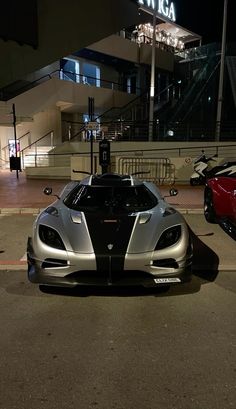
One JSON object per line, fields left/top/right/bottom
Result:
{"left": 204, "top": 188, "right": 216, "bottom": 223}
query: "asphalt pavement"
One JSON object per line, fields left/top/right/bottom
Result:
{"left": 0, "top": 268, "right": 235, "bottom": 409}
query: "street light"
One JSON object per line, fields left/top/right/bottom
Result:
{"left": 215, "top": 0, "right": 228, "bottom": 141}
{"left": 148, "top": 3, "right": 157, "bottom": 141}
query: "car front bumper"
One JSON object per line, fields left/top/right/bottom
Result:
{"left": 27, "top": 237, "right": 192, "bottom": 288}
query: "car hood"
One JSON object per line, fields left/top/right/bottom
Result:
{"left": 37, "top": 201, "right": 185, "bottom": 254}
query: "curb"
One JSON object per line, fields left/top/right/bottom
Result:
{"left": 0, "top": 207, "right": 204, "bottom": 215}
{"left": 179, "top": 208, "right": 203, "bottom": 215}
{"left": 0, "top": 208, "right": 42, "bottom": 215}
{"left": 0, "top": 262, "right": 27, "bottom": 270}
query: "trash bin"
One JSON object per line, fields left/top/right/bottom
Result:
{"left": 99, "top": 138, "right": 110, "bottom": 174}
{"left": 10, "top": 156, "right": 21, "bottom": 171}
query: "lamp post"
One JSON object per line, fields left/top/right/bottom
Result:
{"left": 148, "top": 3, "right": 157, "bottom": 141}
{"left": 215, "top": 0, "right": 228, "bottom": 141}
{"left": 12, "top": 103, "right": 19, "bottom": 180}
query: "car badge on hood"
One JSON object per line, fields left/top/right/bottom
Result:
{"left": 107, "top": 244, "right": 113, "bottom": 250}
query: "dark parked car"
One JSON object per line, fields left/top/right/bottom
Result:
{"left": 204, "top": 171, "right": 236, "bottom": 240}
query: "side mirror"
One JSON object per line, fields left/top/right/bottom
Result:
{"left": 44, "top": 187, "right": 60, "bottom": 199}
{"left": 169, "top": 188, "right": 178, "bottom": 197}
{"left": 44, "top": 187, "right": 52, "bottom": 196}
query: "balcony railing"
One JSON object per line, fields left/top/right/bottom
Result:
{"left": 0, "top": 69, "right": 143, "bottom": 101}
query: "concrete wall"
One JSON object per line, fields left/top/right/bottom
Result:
{"left": 22, "top": 109, "right": 62, "bottom": 146}
{"left": 140, "top": 43, "right": 174, "bottom": 72}
{"left": 24, "top": 140, "right": 236, "bottom": 182}
{"left": 89, "top": 35, "right": 175, "bottom": 72}
{"left": 9, "top": 78, "right": 136, "bottom": 118}
{"left": 89, "top": 36, "right": 139, "bottom": 64}
{"left": 70, "top": 154, "right": 226, "bottom": 184}
{"left": 53, "top": 141, "right": 236, "bottom": 157}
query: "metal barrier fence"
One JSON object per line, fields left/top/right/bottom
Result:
{"left": 117, "top": 157, "right": 175, "bottom": 185}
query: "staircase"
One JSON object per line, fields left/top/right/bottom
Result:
{"left": 69, "top": 90, "right": 149, "bottom": 142}
{"left": 21, "top": 146, "right": 55, "bottom": 168}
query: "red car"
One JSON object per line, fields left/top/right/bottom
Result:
{"left": 204, "top": 175, "right": 236, "bottom": 240}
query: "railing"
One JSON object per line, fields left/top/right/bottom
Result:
{"left": 1, "top": 131, "right": 31, "bottom": 166}
{"left": 0, "top": 68, "right": 144, "bottom": 101}
{"left": 62, "top": 89, "right": 149, "bottom": 141}
{"left": 60, "top": 70, "right": 143, "bottom": 94}
{"left": 4, "top": 119, "right": 234, "bottom": 170}
{"left": 0, "top": 73, "right": 56, "bottom": 101}
{"left": 1, "top": 131, "right": 31, "bottom": 152}
{"left": 22, "top": 142, "right": 236, "bottom": 171}
{"left": 117, "top": 157, "right": 175, "bottom": 184}
{"left": 20, "top": 131, "right": 54, "bottom": 169}
{"left": 119, "top": 29, "right": 190, "bottom": 54}
{"left": 64, "top": 84, "right": 176, "bottom": 142}
{"left": 1, "top": 42, "right": 222, "bottom": 103}
{"left": 176, "top": 42, "right": 221, "bottom": 61}
{"left": 63, "top": 119, "right": 236, "bottom": 143}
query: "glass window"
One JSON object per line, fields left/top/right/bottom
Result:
{"left": 60, "top": 58, "right": 80, "bottom": 82}
{"left": 83, "top": 63, "right": 100, "bottom": 86}
{"left": 64, "top": 185, "right": 158, "bottom": 213}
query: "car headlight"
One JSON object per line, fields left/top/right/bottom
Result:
{"left": 39, "top": 225, "right": 66, "bottom": 250}
{"left": 155, "top": 225, "right": 181, "bottom": 250}
{"left": 44, "top": 206, "right": 59, "bottom": 216}
{"left": 162, "top": 207, "right": 176, "bottom": 217}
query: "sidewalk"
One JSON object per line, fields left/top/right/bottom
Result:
{"left": 0, "top": 170, "right": 69, "bottom": 212}
{"left": 0, "top": 169, "right": 204, "bottom": 214}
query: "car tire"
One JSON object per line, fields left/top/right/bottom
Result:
{"left": 204, "top": 188, "right": 216, "bottom": 223}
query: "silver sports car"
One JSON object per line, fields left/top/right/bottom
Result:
{"left": 27, "top": 173, "right": 192, "bottom": 287}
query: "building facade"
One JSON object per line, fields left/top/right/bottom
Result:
{"left": 0, "top": 0, "right": 235, "bottom": 172}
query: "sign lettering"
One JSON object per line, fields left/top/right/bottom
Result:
{"left": 138, "top": 0, "right": 176, "bottom": 22}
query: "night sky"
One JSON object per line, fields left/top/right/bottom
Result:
{"left": 174, "top": 0, "right": 234, "bottom": 44}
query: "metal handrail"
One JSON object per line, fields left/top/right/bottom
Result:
{"left": 20, "top": 130, "right": 54, "bottom": 153}
{"left": 0, "top": 68, "right": 144, "bottom": 101}
{"left": 117, "top": 157, "right": 175, "bottom": 185}
{"left": 1, "top": 131, "right": 31, "bottom": 151}
{"left": 67, "top": 90, "right": 149, "bottom": 141}
{"left": 23, "top": 142, "right": 236, "bottom": 163}
{"left": 20, "top": 130, "right": 54, "bottom": 169}
{"left": 68, "top": 85, "right": 175, "bottom": 141}
{"left": 61, "top": 70, "right": 143, "bottom": 94}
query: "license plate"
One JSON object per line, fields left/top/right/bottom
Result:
{"left": 154, "top": 278, "right": 181, "bottom": 284}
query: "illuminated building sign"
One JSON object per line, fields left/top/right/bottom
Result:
{"left": 138, "top": 0, "right": 176, "bottom": 22}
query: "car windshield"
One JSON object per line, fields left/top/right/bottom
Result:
{"left": 63, "top": 185, "right": 158, "bottom": 213}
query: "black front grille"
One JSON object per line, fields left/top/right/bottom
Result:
{"left": 152, "top": 258, "right": 178, "bottom": 269}
{"left": 67, "top": 270, "right": 155, "bottom": 286}
{"left": 42, "top": 258, "right": 67, "bottom": 269}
